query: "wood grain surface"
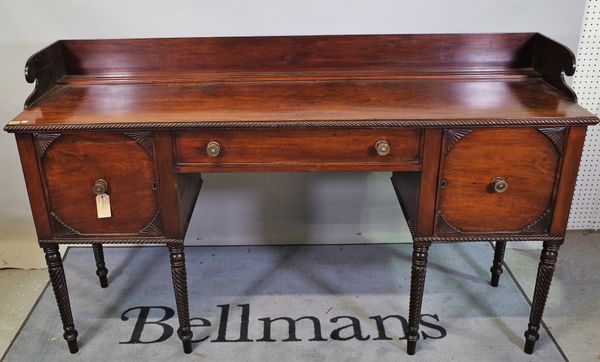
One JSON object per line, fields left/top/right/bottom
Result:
{"left": 42, "top": 133, "right": 159, "bottom": 235}
{"left": 174, "top": 128, "right": 421, "bottom": 172}
{"left": 436, "top": 128, "right": 560, "bottom": 234}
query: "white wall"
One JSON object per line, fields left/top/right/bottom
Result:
{"left": 0, "top": 0, "right": 588, "bottom": 268}
{"left": 570, "top": 0, "right": 600, "bottom": 230}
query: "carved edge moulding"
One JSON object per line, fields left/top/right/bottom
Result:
{"left": 38, "top": 238, "right": 183, "bottom": 246}
{"left": 414, "top": 235, "right": 564, "bottom": 243}
{"left": 6, "top": 118, "right": 598, "bottom": 133}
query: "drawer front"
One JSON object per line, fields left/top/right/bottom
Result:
{"left": 435, "top": 128, "right": 564, "bottom": 235}
{"left": 38, "top": 132, "right": 160, "bottom": 237}
{"left": 174, "top": 129, "right": 421, "bottom": 171}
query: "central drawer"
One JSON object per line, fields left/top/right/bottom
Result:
{"left": 173, "top": 128, "right": 422, "bottom": 172}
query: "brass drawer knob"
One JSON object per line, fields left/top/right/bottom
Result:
{"left": 375, "top": 140, "right": 390, "bottom": 156}
{"left": 206, "top": 141, "right": 221, "bottom": 157}
{"left": 492, "top": 177, "right": 508, "bottom": 193}
{"left": 93, "top": 179, "right": 108, "bottom": 195}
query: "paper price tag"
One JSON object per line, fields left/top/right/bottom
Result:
{"left": 96, "top": 194, "right": 112, "bottom": 218}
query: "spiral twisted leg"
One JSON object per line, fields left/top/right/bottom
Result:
{"left": 92, "top": 244, "right": 109, "bottom": 288}
{"left": 524, "top": 241, "right": 561, "bottom": 354}
{"left": 407, "top": 242, "right": 430, "bottom": 355}
{"left": 43, "top": 245, "right": 79, "bottom": 353}
{"left": 490, "top": 241, "right": 506, "bottom": 287}
{"left": 168, "top": 244, "right": 193, "bottom": 353}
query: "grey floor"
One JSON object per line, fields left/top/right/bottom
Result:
{"left": 1, "top": 230, "right": 598, "bottom": 361}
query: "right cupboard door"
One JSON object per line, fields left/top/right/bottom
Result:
{"left": 435, "top": 128, "right": 566, "bottom": 236}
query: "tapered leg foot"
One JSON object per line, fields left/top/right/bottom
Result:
{"left": 524, "top": 338, "right": 535, "bottom": 354}
{"left": 168, "top": 244, "right": 193, "bottom": 354}
{"left": 407, "top": 340, "right": 417, "bottom": 355}
{"left": 523, "top": 241, "right": 560, "bottom": 354}
{"left": 406, "top": 242, "right": 430, "bottom": 355}
{"left": 182, "top": 339, "right": 192, "bottom": 354}
{"left": 490, "top": 241, "right": 506, "bottom": 287}
{"left": 92, "top": 244, "right": 109, "bottom": 288}
{"left": 43, "top": 245, "right": 79, "bottom": 354}
{"left": 67, "top": 337, "right": 79, "bottom": 353}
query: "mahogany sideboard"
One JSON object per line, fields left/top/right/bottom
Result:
{"left": 5, "top": 33, "right": 598, "bottom": 356}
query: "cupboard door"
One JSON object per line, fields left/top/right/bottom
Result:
{"left": 39, "top": 132, "right": 160, "bottom": 237}
{"left": 435, "top": 128, "right": 564, "bottom": 235}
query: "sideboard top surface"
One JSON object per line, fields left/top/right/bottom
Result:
{"left": 6, "top": 33, "right": 598, "bottom": 132}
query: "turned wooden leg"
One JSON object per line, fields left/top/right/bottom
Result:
{"left": 407, "top": 242, "right": 430, "bottom": 355}
{"left": 92, "top": 244, "right": 109, "bottom": 288}
{"left": 43, "top": 245, "right": 79, "bottom": 353}
{"left": 168, "top": 244, "right": 193, "bottom": 353}
{"left": 524, "top": 241, "right": 560, "bottom": 354}
{"left": 490, "top": 241, "right": 506, "bottom": 287}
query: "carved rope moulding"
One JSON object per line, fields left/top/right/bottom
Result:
{"left": 5, "top": 117, "right": 598, "bottom": 133}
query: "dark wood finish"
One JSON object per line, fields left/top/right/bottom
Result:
{"left": 407, "top": 242, "right": 430, "bottom": 355}
{"left": 524, "top": 241, "right": 561, "bottom": 354}
{"left": 58, "top": 34, "right": 536, "bottom": 76}
{"left": 154, "top": 131, "right": 187, "bottom": 238}
{"left": 176, "top": 174, "right": 203, "bottom": 233}
{"left": 391, "top": 129, "right": 443, "bottom": 237}
{"left": 436, "top": 128, "right": 561, "bottom": 234}
{"left": 175, "top": 129, "right": 421, "bottom": 172}
{"left": 168, "top": 245, "right": 193, "bottom": 354}
{"left": 532, "top": 34, "right": 577, "bottom": 101}
{"left": 4, "top": 34, "right": 597, "bottom": 356}
{"left": 490, "top": 241, "right": 507, "bottom": 287}
{"left": 43, "top": 245, "right": 78, "bottom": 353}
{"left": 550, "top": 127, "right": 587, "bottom": 236}
{"left": 415, "top": 129, "right": 443, "bottom": 236}
{"left": 7, "top": 79, "right": 594, "bottom": 131}
{"left": 92, "top": 244, "right": 108, "bottom": 288}
{"left": 391, "top": 171, "right": 420, "bottom": 234}
{"left": 23, "top": 41, "right": 64, "bottom": 108}
{"left": 40, "top": 133, "right": 159, "bottom": 236}
{"left": 6, "top": 34, "right": 597, "bottom": 133}
{"left": 15, "top": 134, "right": 53, "bottom": 239}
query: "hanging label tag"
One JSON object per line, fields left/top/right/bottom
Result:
{"left": 96, "top": 194, "right": 112, "bottom": 218}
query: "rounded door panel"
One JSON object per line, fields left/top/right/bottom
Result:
{"left": 42, "top": 133, "right": 159, "bottom": 236}
{"left": 436, "top": 128, "right": 561, "bottom": 234}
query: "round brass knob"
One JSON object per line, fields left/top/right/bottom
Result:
{"left": 206, "top": 141, "right": 221, "bottom": 157}
{"left": 93, "top": 179, "right": 108, "bottom": 195}
{"left": 492, "top": 177, "right": 508, "bottom": 193}
{"left": 375, "top": 140, "right": 390, "bottom": 156}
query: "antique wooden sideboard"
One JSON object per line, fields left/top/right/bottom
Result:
{"left": 5, "top": 33, "right": 598, "bottom": 356}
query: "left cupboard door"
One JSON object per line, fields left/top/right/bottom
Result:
{"left": 35, "top": 132, "right": 161, "bottom": 238}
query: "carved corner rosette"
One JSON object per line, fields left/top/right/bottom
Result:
{"left": 123, "top": 131, "right": 154, "bottom": 157}
{"left": 50, "top": 212, "right": 81, "bottom": 237}
{"left": 443, "top": 129, "right": 471, "bottom": 156}
{"left": 34, "top": 133, "right": 61, "bottom": 159}
{"left": 537, "top": 127, "right": 566, "bottom": 153}
{"left": 138, "top": 211, "right": 163, "bottom": 236}
{"left": 435, "top": 211, "right": 463, "bottom": 235}
{"left": 521, "top": 209, "right": 552, "bottom": 234}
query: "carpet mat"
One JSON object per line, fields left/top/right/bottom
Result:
{"left": 4, "top": 243, "right": 564, "bottom": 361}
